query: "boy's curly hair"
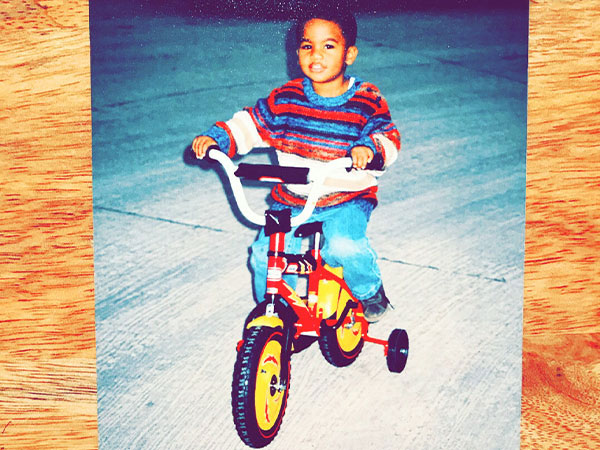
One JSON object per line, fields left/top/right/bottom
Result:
{"left": 294, "top": 3, "right": 357, "bottom": 48}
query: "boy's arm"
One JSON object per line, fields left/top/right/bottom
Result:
{"left": 194, "top": 83, "right": 285, "bottom": 158}
{"left": 194, "top": 86, "right": 281, "bottom": 159}
{"left": 197, "top": 110, "right": 266, "bottom": 158}
{"left": 352, "top": 90, "right": 401, "bottom": 169}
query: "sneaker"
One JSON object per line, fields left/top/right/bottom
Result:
{"left": 361, "top": 285, "right": 393, "bottom": 323}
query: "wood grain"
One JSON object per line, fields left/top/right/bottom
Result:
{"left": 0, "top": 1, "right": 97, "bottom": 449}
{"left": 522, "top": 0, "right": 600, "bottom": 448}
{"left": 0, "top": 0, "right": 598, "bottom": 449}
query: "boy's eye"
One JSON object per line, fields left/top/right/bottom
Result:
{"left": 325, "top": 44, "right": 335, "bottom": 49}
{"left": 300, "top": 44, "right": 312, "bottom": 50}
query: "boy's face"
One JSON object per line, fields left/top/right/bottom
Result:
{"left": 298, "top": 18, "right": 358, "bottom": 94}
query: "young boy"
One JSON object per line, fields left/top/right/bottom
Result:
{"left": 192, "top": 7, "right": 401, "bottom": 322}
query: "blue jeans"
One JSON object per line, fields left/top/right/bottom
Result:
{"left": 249, "top": 199, "right": 382, "bottom": 302}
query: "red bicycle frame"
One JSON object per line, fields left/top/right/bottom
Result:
{"left": 263, "top": 211, "right": 389, "bottom": 355}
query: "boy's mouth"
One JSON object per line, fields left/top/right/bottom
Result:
{"left": 310, "top": 63, "right": 325, "bottom": 72}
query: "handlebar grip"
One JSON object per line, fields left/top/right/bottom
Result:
{"left": 205, "top": 145, "right": 221, "bottom": 161}
{"left": 365, "top": 152, "right": 385, "bottom": 171}
{"left": 346, "top": 152, "right": 385, "bottom": 172}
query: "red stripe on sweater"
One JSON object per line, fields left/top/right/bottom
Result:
{"left": 215, "top": 121, "right": 236, "bottom": 157}
{"left": 276, "top": 81, "right": 304, "bottom": 96}
{"left": 248, "top": 107, "right": 282, "bottom": 143}
{"left": 270, "top": 103, "right": 367, "bottom": 126}
{"left": 286, "top": 132, "right": 349, "bottom": 148}
{"left": 349, "top": 94, "right": 382, "bottom": 110}
{"left": 276, "top": 140, "right": 347, "bottom": 161}
{"left": 271, "top": 184, "right": 378, "bottom": 208}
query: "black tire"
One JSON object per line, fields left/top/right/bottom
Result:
{"left": 232, "top": 326, "right": 290, "bottom": 448}
{"left": 387, "top": 328, "right": 409, "bottom": 373}
{"left": 319, "top": 310, "right": 364, "bottom": 367}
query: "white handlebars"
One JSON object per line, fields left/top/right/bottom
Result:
{"left": 207, "top": 149, "right": 353, "bottom": 227}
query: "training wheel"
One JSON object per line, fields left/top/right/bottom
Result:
{"left": 386, "top": 328, "right": 409, "bottom": 373}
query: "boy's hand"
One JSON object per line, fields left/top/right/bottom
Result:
{"left": 192, "top": 135, "right": 218, "bottom": 159}
{"left": 351, "top": 146, "right": 375, "bottom": 170}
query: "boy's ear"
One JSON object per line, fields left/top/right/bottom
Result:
{"left": 345, "top": 46, "right": 358, "bottom": 66}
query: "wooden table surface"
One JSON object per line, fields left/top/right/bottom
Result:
{"left": 0, "top": 0, "right": 598, "bottom": 449}
{"left": 0, "top": 1, "right": 97, "bottom": 449}
{"left": 521, "top": 1, "right": 600, "bottom": 448}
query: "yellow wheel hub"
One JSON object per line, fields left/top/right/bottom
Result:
{"left": 337, "top": 311, "right": 362, "bottom": 352}
{"left": 255, "top": 339, "right": 284, "bottom": 431}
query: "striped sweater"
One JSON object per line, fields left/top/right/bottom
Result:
{"left": 205, "top": 77, "right": 401, "bottom": 207}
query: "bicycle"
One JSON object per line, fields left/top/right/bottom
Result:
{"left": 205, "top": 146, "right": 409, "bottom": 448}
